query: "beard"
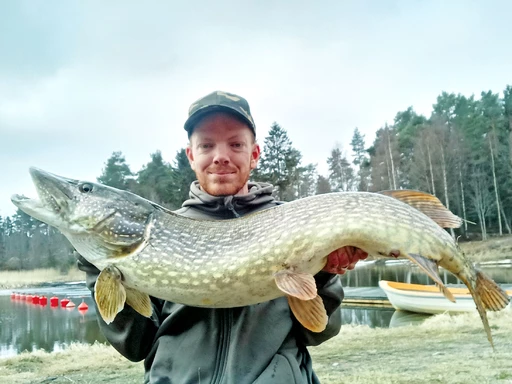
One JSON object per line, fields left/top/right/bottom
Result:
{"left": 198, "top": 168, "right": 252, "bottom": 196}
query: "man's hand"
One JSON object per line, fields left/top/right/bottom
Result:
{"left": 322, "top": 246, "right": 368, "bottom": 274}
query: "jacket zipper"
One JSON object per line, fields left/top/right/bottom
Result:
{"left": 210, "top": 199, "right": 237, "bottom": 383}
{"left": 211, "top": 309, "right": 232, "bottom": 384}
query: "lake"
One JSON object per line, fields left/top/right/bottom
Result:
{"left": 1, "top": 261, "right": 511, "bottom": 358}
{"left": 0, "top": 283, "right": 106, "bottom": 359}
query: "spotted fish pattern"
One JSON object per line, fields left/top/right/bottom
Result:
{"left": 11, "top": 167, "right": 511, "bottom": 348}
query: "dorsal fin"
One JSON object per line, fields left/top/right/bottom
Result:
{"left": 378, "top": 190, "right": 463, "bottom": 228}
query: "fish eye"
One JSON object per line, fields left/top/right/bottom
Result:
{"left": 79, "top": 183, "right": 94, "bottom": 193}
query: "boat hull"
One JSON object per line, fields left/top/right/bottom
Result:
{"left": 379, "top": 280, "right": 512, "bottom": 315}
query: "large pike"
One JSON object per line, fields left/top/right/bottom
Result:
{"left": 11, "top": 168, "right": 510, "bottom": 348}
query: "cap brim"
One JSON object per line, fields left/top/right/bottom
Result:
{"left": 184, "top": 106, "right": 255, "bottom": 136}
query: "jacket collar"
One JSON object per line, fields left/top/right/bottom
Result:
{"left": 181, "top": 180, "right": 276, "bottom": 217}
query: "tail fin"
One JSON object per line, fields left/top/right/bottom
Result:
{"left": 459, "top": 269, "right": 510, "bottom": 350}
{"left": 475, "top": 269, "right": 510, "bottom": 311}
{"left": 459, "top": 273, "right": 494, "bottom": 350}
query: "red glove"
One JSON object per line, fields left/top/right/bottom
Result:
{"left": 322, "top": 246, "right": 368, "bottom": 274}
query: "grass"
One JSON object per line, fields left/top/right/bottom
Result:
{"left": 0, "top": 310, "right": 510, "bottom": 383}
{"left": 0, "top": 343, "right": 143, "bottom": 384}
{"left": 310, "top": 309, "right": 512, "bottom": 384}
{"left": 459, "top": 235, "right": 512, "bottom": 263}
{"left": 0, "top": 268, "right": 85, "bottom": 289}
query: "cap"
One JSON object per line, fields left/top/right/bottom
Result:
{"left": 184, "top": 91, "right": 256, "bottom": 137}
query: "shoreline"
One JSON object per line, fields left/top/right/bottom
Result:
{"left": 1, "top": 310, "right": 510, "bottom": 383}
{"left": 0, "top": 267, "right": 85, "bottom": 290}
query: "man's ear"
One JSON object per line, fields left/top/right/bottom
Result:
{"left": 250, "top": 143, "right": 261, "bottom": 170}
{"left": 186, "top": 146, "right": 196, "bottom": 171}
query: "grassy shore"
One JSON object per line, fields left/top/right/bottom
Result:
{"left": 0, "top": 310, "right": 510, "bottom": 383}
{"left": 460, "top": 235, "right": 512, "bottom": 263}
{"left": 0, "top": 267, "right": 85, "bottom": 289}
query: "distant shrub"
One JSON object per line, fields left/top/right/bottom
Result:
{"left": 5, "top": 257, "right": 21, "bottom": 270}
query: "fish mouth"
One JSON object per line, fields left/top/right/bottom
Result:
{"left": 11, "top": 167, "right": 77, "bottom": 227}
{"left": 11, "top": 193, "right": 45, "bottom": 212}
{"left": 28, "top": 167, "right": 75, "bottom": 212}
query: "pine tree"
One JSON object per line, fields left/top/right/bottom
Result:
{"left": 350, "top": 128, "right": 366, "bottom": 167}
{"left": 0, "top": 216, "right": 5, "bottom": 268}
{"left": 136, "top": 151, "right": 174, "bottom": 207}
{"left": 169, "top": 149, "right": 196, "bottom": 209}
{"left": 257, "top": 122, "right": 303, "bottom": 200}
{"left": 97, "top": 151, "right": 134, "bottom": 190}
{"left": 315, "top": 175, "right": 331, "bottom": 195}
{"left": 350, "top": 127, "right": 371, "bottom": 191}
{"left": 327, "top": 147, "right": 355, "bottom": 192}
{"left": 504, "top": 86, "right": 512, "bottom": 167}
{"left": 297, "top": 163, "right": 318, "bottom": 198}
{"left": 369, "top": 126, "right": 400, "bottom": 191}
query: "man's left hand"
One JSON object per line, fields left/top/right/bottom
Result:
{"left": 322, "top": 246, "right": 368, "bottom": 274}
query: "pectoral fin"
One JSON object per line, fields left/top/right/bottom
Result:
{"left": 379, "top": 190, "right": 462, "bottom": 228}
{"left": 287, "top": 295, "right": 328, "bottom": 332}
{"left": 274, "top": 270, "right": 317, "bottom": 300}
{"left": 94, "top": 265, "right": 127, "bottom": 324}
{"left": 125, "top": 286, "right": 153, "bottom": 318}
{"left": 407, "top": 253, "right": 455, "bottom": 302}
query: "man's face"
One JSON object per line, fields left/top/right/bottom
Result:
{"left": 186, "top": 112, "right": 260, "bottom": 196}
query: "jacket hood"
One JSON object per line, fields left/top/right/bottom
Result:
{"left": 181, "top": 180, "right": 277, "bottom": 217}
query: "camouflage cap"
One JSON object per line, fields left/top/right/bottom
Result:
{"left": 184, "top": 91, "right": 256, "bottom": 137}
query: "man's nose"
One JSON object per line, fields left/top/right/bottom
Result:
{"left": 212, "top": 146, "right": 230, "bottom": 165}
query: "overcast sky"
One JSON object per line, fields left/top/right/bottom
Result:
{"left": 1, "top": 0, "right": 511, "bottom": 217}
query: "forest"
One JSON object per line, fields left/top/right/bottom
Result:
{"left": 1, "top": 85, "right": 511, "bottom": 270}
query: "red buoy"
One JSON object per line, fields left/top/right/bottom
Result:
{"left": 39, "top": 296, "right": 48, "bottom": 306}
{"left": 19, "top": 294, "right": 26, "bottom": 300}
{"left": 32, "top": 296, "right": 40, "bottom": 304}
{"left": 11, "top": 292, "right": 16, "bottom": 300}
{"left": 77, "top": 300, "right": 89, "bottom": 311}
{"left": 50, "top": 296, "right": 59, "bottom": 307}
{"left": 26, "top": 294, "right": 33, "bottom": 302}
{"left": 61, "top": 298, "right": 70, "bottom": 307}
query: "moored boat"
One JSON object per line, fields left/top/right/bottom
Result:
{"left": 379, "top": 280, "right": 512, "bottom": 315}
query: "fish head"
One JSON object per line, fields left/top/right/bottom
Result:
{"left": 11, "top": 167, "right": 155, "bottom": 262}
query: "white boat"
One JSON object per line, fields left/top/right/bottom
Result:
{"left": 379, "top": 280, "right": 512, "bottom": 315}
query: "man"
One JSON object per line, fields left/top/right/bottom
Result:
{"left": 78, "top": 90, "right": 366, "bottom": 383}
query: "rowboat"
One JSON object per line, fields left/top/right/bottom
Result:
{"left": 379, "top": 280, "right": 512, "bottom": 314}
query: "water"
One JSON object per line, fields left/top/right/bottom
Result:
{"left": 0, "top": 284, "right": 107, "bottom": 358}
{"left": 339, "top": 260, "right": 512, "bottom": 329}
{"left": 1, "top": 262, "right": 511, "bottom": 358}
{"left": 340, "top": 259, "right": 512, "bottom": 287}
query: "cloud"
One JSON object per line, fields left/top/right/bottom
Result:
{"left": 1, "top": 0, "right": 511, "bottom": 216}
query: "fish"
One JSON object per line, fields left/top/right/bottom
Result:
{"left": 11, "top": 167, "right": 510, "bottom": 349}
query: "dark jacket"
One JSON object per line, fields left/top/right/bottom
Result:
{"left": 77, "top": 181, "right": 344, "bottom": 384}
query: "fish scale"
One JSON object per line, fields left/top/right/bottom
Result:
{"left": 99, "top": 192, "right": 456, "bottom": 308}
{"left": 11, "top": 167, "right": 511, "bottom": 348}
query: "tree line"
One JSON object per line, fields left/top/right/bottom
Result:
{"left": 1, "top": 85, "right": 511, "bottom": 270}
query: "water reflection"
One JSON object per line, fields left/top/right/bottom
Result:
{"left": 0, "top": 287, "right": 106, "bottom": 359}
{"left": 388, "top": 311, "right": 431, "bottom": 328}
{"left": 341, "top": 306, "right": 396, "bottom": 328}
